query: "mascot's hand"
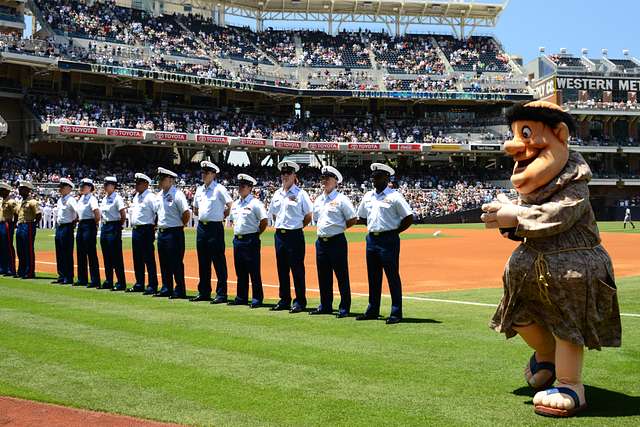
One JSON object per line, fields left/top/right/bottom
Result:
{"left": 481, "top": 193, "right": 524, "bottom": 229}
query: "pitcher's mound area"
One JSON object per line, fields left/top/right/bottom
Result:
{"left": 0, "top": 397, "right": 180, "bottom": 427}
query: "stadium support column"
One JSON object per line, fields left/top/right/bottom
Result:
{"left": 217, "top": 4, "right": 225, "bottom": 27}
{"left": 395, "top": 15, "right": 400, "bottom": 37}
{"left": 328, "top": 15, "right": 333, "bottom": 35}
{"left": 629, "top": 117, "right": 638, "bottom": 140}
{"left": 256, "top": 10, "right": 263, "bottom": 32}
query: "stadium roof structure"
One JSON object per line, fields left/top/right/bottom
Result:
{"left": 169, "top": 0, "right": 508, "bottom": 36}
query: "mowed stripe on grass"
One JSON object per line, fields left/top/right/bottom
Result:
{"left": 0, "top": 276, "right": 639, "bottom": 426}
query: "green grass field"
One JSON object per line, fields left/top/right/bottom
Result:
{"left": 1, "top": 222, "right": 638, "bottom": 426}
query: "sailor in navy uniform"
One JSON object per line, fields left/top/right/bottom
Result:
{"left": 190, "top": 161, "right": 233, "bottom": 303}
{"left": 310, "top": 166, "right": 357, "bottom": 318}
{"left": 74, "top": 178, "right": 102, "bottom": 288}
{"left": 356, "top": 163, "right": 413, "bottom": 324}
{"left": 99, "top": 176, "right": 127, "bottom": 291}
{"left": 228, "top": 174, "right": 268, "bottom": 308}
{"left": 127, "top": 173, "right": 160, "bottom": 295}
{"left": 154, "top": 167, "right": 190, "bottom": 299}
{"left": 267, "top": 160, "right": 313, "bottom": 313}
{"left": 52, "top": 178, "right": 77, "bottom": 285}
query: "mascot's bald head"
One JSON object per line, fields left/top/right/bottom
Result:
{"left": 504, "top": 101, "right": 575, "bottom": 195}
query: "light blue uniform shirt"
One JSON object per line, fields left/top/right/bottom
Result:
{"left": 100, "top": 192, "right": 125, "bottom": 222}
{"left": 313, "top": 189, "right": 356, "bottom": 237}
{"left": 193, "top": 181, "right": 232, "bottom": 222}
{"left": 130, "top": 189, "right": 158, "bottom": 226}
{"left": 268, "top": 184, "right": 312, "bottom": 230}
{"left": 157, "top": 186, "right": 189, "bottom": 228}
{"left": 56, "top": 194, "right": 78, "bottom": 225}
{"left": 76, "top": 193, "right": 100, "bottom": 220}
{"left": 357, "top": 187, "right": 413, "bottom": 233}
{"left": 230, "top": 194, "right": 267, "bottom": 235}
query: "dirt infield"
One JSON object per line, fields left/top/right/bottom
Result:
{"left": 32, "top": 228, "right": 640, "bottom": 298}
{"left": 0, "top": 397, "right": 180, "bottom": 427}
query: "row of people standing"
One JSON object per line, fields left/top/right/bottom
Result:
{"left": 3, "top": 160, "right": 413, "bottom": 323}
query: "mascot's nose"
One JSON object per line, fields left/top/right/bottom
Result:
{"left": 504, "top": 137, "right": 526, "bottom": 156}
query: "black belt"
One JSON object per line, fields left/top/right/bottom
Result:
{"left": 104, "top": 220, "right": 121, "bottom": 225}
{"left": 369, "top": 230, "right": 398, "bottom": 237}
{"left": 58, "top": 222, "right": 74, "bottom": 227}
{"left": 318, "top": 233, "right": 345, "bottom": 242}
{"left": 199, "top": 220, "right": 223, "bottom": 226}
{"left": 18, "top": 221, "right": 36, "bottom": 225}
{"left": 158, "top": 226, "right": 183, "bottom": 232}
{"left": 132, "top": 224, "right": 154, "bottom": 229}
{"left": 276, "top": 228, "right": 302, "bottom": 234}
{"left": 79, "top": 219, "right": 96, "bottom": 224}
{"left": 235, "top": 232, "right": 259, "bottom": 239}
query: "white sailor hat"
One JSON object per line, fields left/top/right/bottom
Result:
{"left": 237, "top": 173, "right": 257, "bottom": 186}
{"left": 277, "top": 160, "right": 300, "bottom": 173}
{"left": 200, "top": 160, "right": 220, "bottom": 173}
{"left": 320, "top": 165, "right": 343, "bottom": 184}
{"left": 134, "top": 173, "right": 152, "bottom": 184}
{"left": 58, "top": 178, "right": 74, "bottom": 189}
{"left": 104, "top": 176, "right": 118, "bottom": 185}
{"left": 80, "top": 178, "right": 94, "bottom": 188}
{"left": 0, "top": 181, "right": 12, "bottom": 191}
{"left": 157, "top": 167, "right": 178, "bottom": 178}
{"left": 18, "top": 181, "right": 35, "bottom": 190}
{"left": 370, "top": 163, "right": 395, "bottom": 176}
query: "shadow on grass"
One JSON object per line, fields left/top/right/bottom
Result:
{"left": 512, "top": 385, "right": 640, "bottom": 417}
{"left": 399, "top": 317, "right": 442, "bottom": 324}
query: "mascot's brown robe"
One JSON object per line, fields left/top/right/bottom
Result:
{"left": 490, "top": 151, "right": 622, "bottom": 350}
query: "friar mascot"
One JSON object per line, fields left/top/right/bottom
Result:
{"left": 481, "top": 100, "right": 622, "bottom": 418}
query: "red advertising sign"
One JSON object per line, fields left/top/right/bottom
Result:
{"left": 274, "top": 140, "right": 302, "bottom": 149}
{"left": 308, "top": 142, "right": 339, "bottom": 151}
{"left": 59, "top": 125, "right": 98, "bottom": 135}
{"left": 348, "top": 143, "right": 381, "bottom": 151}
{"left": 196, "top": 134, "right": 228, "bottom": 145}
{"left": 154, "top": 131, "right": 188, "bottom": 141}
{"left": 106, "top": 128, "right": 144, "bottom": 139}
{"left": 237, "top": 137, "right": 267, "bottom": 147}
{"left": 389, "top": 143, "right": 421, "bottom": 151}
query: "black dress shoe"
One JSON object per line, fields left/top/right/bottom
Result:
{"left": 289, "top": 306, "right": 305, "bottom": 314}
{"left": 51, "top": 279, "right": 63, "bottom": 284}
{"left": 227, "top": 300, "right": 248, "bottom": 306}
{"left": 355, "top": 314, "right": 380, "bottom": 321}
{"left": 309, "top": 309, "right": 332, "bottom": 315}
{"left": 111, "top": 284, "right": 127, "bottom": 291}
{"left": 169, "top": 294, "right": 188, "bottom": 300}
{"left": 190, "top": 294, "right": 212, "bottom": 302}
{"left": 336, "top": 312, "right": 349, "bottom": 318}
{"left": 83, "top": 283, "right": 96, "bottom": 288}
{"left": 270, "top": 303, "right": 291, "bottom": 311}
{"left": 210, "top": 297, "right": 228, "bottom": 304}
{"left": 143, "top": 288, "right": 157, "bottom": 295}
{"left": 385, "top": 317, "right": 402, "bottom": 325}
{"left": 126, "top": 286, "right": 145, "bottom": 293}
{"left": 250, "top": 302, "right": 262, "bottom": 309}
{"left": 99, "top": 282, "right": 113, "bottom": 290}
{"left": 152, "top": 292, "right": 171, "bottom": 298}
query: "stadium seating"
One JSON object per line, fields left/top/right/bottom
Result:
{"left": 371, "top": 33, "right": 446, "bottom": 74}
{"left": 436, "top": 35, "right": 511, "bottom": 72}
{"left": 547, "top": 54, "right": 585, "bottom": 68}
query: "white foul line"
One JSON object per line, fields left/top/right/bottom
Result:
{"left": 33, "top": 260, "right": 640, "bottom": 318}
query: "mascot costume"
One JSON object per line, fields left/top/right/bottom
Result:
{"left": 481, "top": 101, "right": 622, "bottom": 417}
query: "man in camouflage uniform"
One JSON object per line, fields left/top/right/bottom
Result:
{"left": 0, "top": 182, "right": 18, "bottom": 276}
{"left": 15, "top": 181, "right": 41, "bottom": 279}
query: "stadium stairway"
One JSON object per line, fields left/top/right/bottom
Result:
{"left": 431, "top": 36, "right": 455, "bottom": 74}
{"left": 368, "top": 50, "right": 387, "bottom": 89}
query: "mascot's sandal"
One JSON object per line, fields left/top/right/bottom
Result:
{"left": 534, "top": 387, "right": 588, "bottom": 418}
{"left": 525, "top": 352, "right": 556, "bottom": 391}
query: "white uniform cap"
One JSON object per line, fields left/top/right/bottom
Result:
{"left": 157, "top": 167, "right": 178, "bottom": 178}
{"left": 134, "top": 173, "right": 152, "bottom": 184}
{"left": 200, "top": 161, "right": 220, "bottom": 173}
{"left": 320, "top": 165, "right": 343, "bottom": 184}
{"left": 104, "top": 176, "right": 118, "bottom": 184}
{"left": 59, "top": 178, "right": 74, "bottom": 189}
{"left": 237, "top": 173, "right": 257, "bottom": 186}
{"left": 277, "top": 160, "right": 300, "bottom": 172}
{"left": 19, "top": 181, "right": 35, "bottom": 190}
{"left": 80, "top": 178, "right": 94, "bottom": 187}
{"left": 0, "top": 181, "right": 12, "bottom": 191}
{"left": 370, "top": 163, "right": 395, "bottom": 176}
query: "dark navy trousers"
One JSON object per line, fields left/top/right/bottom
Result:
{"left": 196, "top": 221, "right": 227, "bottom": 298}
{"left": 76, "top": 219, "right": 101, "bottom": 286}
{"left": 157, "top": 227, "right": 186, "bottom": 296}
{"left": 0, "top": 221, "right": 16, "bottom": 275}
{"left": 274, "top": 228, "right": 306, "bottom": 308}
{"left": 232, "top": 232, "right": 263, "bottom": 304}
{"left": 365, "top": 231, "right": 403, "bottom": 319}
{"left": 16, "top": 222, "right": 36, "bottom": 278}
{"left": 100, "top": 221, "right": 126, "bottom": 286}
{"left": 315, "top": 233, "right": 351, "bottom": 314}
{"left": 54, "top": 222, "right": 75, "bottom": 283}
{"left": 131, "top": 224, "right": 158, "bottom": 290}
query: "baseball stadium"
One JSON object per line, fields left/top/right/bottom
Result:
{"left": 0, "top": 0, "right": 639, "bottom": 425}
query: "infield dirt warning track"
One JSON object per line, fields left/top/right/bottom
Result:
{"left": 32, "top": 228, "right": 640, "bottom": 297}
